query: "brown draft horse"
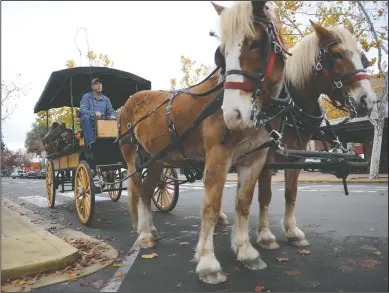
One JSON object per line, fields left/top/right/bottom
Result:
{"left": 118, "top": 1, "right": 287, "bottom": 284}
{"left": 255, "top": 21, "right": 377, "bottom": 250}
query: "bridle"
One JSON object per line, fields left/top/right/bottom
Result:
{"left": 215, "top": 15, "right": 290, "bottom": 128}
{"left": 314, "top": 38, "right": 371, "bottom": 118}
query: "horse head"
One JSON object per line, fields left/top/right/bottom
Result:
{"left": 299, "top": 21, "right": 376, "bottom": 117}
{"left": 212, "top": 1, "right": 287, "bottom": 131}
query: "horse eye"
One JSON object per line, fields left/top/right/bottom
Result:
{"left": 250, "top": 40, "right": 262, "bottom": 50}
{"left": 332, "top": 52, "right": 343, "bottom": 60}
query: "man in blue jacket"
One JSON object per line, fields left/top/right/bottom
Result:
{"left": 80, "top": 78, "right": 116, "bottom": 148}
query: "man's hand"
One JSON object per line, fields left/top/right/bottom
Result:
{"left": 95, "top": 112, "right": 102, "bottom": 119}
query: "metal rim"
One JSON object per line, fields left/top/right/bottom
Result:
{"left": 152, "top": 167, "right": 179, "bottom": 212}
{"left": 107, "top": 169, "right": 122, "bottom": 202}
{"left": 46, "top": 160, "right": 55, "bottom": 208}
{"left": 74, "top": 161, "right": 95, "bottom": 225}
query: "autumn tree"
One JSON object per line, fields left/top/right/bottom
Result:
{"left": 1, "top": 74, "right": 30, "bottom": 122}
{"left": 24, "top": 122, "right": 47, "bottom": 156}
{"left": 1, "top": 132, "right": 5, "bottom": 152}
{"left": 170, "top": 56, "right": 210, "bottom": 90}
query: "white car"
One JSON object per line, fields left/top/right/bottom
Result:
{"left": 303, "top": 158, "right": 321, "bottom": 172}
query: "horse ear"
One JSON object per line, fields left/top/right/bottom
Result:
{"left": 346, "top": 22, "right": 354, "bottom": 34}
{"left": 211, "top": 1, "right": 225, "bottom": 15}
{"left": 252, "top": 0, "right": 267, "bottom": 17}
{"left": 310, "top": 19, "right": 333, "bottom": 42}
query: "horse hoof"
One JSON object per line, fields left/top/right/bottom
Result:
{"left": 198, "top": 271, "right": 227, "bottom": 284}
{"left": 241, "top": 256, "right": 267, "bottom": 271}
{"left": 138, "top": 238, "right": 156, "bottom": 249}
{"left": 259, "top": 241, "right": 280, "bottom": 250}
{"left": 288, "top": 238, "right": 309, "bottom": 247}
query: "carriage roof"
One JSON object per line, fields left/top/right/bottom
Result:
{"left": 33, "top": 66, "right": 152, "bottom": 113}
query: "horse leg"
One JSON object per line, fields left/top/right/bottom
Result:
{"left": 231, "top": 154, "right": 268, "bottom": 270}
{"left": 257, "top": 167, "right": 279, "bottom": 249}
{"left": 283, "top": 168, "right": 309, "bottom": 247}
{"left": 136, "top": 163, "right": 164, "bottom": 249}
{"left": 195, "top": 147, "right": 231, "bottom": 284}
{"left": 124, "top": 146, "right": 140, "bottom": 232}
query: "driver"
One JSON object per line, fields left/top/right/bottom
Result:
{"left": 79, "top": 78, "right": 116, "bottom": 148}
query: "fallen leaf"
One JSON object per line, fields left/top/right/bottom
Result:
{"left": 276, "top": 257, "right": 289, "bottom": 263}
{"left": 358, "top": 259, "right": 380, "bottom": 268}
{"left": 213, "top": 232, "right": 218, "bottom": 236}
{"left": 113, "top": 263, "right": 123, "bottom": 267}
{"left": 373, "top": 251, "right": 382, "bottom": 256}
{"left": 80, "top": 281, "right": 90, "bottom": 287}
{"left": 296, "top": 249, "right": 311, "bottom": 255}
{"left": 141, "top": 253, "right": 158, "bottom": 259}
{"left": 115, "top": 272, "right": 126, "bottom": 279}
{"left": 284, "top": 270, "right": 300, "bottom": 276}
{"left": 338, "top": 265, "right": 352, "bottom": 273}
{"left": 91, "top": 280, "right": 108, "bottom": 289}
{"left": 179, "top": 242, "right": 190, "bottom": 245}
{"left": 307, "top": 281, "right": 320, "bottom": 288}
{"left": 222, "top": 227, "right": 229, "bottom": 232}
{"left": 255, "top": 285, "right": 266, "bottom": 292}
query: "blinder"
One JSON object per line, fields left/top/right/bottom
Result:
{"left": 214, "top": 46, "right": 225, "bottom": 72}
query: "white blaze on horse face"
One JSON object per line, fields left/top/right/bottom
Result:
{"left": 222, "top": 33, "right": 254, "bottom": 130}
{"left": 349, "top": 50, "right": 376, "bottom": 113}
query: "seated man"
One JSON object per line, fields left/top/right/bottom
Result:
{"left": 80, "top": 78, "right": 117, "bottom": 148}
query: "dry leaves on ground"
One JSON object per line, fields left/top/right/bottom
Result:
{"left": 255, "top": 285, "right": 266, "bottom": 292}
{"left": 141, "top": 253, "right": 158, "bottom": 259}
{"left": 284, "top": 270, "right": 300, "bottom": 276}
{"left": 112, "top": 263, "right": 123, "bottom": 267}
{"left": 358, "top": 259, "right": 381, "bottom": 268}
{"left": 276, "top": 257, "right": 289, "bottom": 263}
{"left": 296, "top": 249, "right": 311, "bottom": 255}
{"left": 115, "top": 272, "right": 126, "bottom": 280}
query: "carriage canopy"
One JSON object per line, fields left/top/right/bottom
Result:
{"left": 33, "top": 66, "right": 152, "bottom": 113}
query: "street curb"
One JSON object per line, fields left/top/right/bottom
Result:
{"left": 1, "top": 206, "right": 80, "bottom": 283}
{"left": 1, "top": 199, "right": 119, "bottom": 291}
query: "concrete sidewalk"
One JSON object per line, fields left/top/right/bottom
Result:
{"left": 1, "top": 205, "right": 79, "bottom": 282}
{"left": 178, "top": 172, "right": 388, "bottom": 184}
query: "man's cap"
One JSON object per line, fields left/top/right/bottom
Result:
{"left": 91, "top": 78, "right": 102, "bottom": 85}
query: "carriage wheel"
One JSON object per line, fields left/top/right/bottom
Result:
{"left": 152, "top": 167, "right": 179, "bottom": 212}
{"left": 107, "top": 169, "right": 122, "bottom": 202}
{"left": 74, "top": 161, "right": 95, "bottom": 226}
{"left": 46, "top": 160, "right": 56, "bottom": 208}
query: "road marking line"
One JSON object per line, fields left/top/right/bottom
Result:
{"left": 19, "top": 195, "right": 63, "bottom": 207}
{"left": 101, "top": 240, "right": 140, "bottom": 292}
{"left": 58, "top": 192, "right": 110, "bottom": 202}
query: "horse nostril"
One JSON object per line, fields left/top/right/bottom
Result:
{"left": 234, "top": 109, "right": 242, "bottom": 120}
{"left": 360, "top": 95, "right": 367, "bottom": 108}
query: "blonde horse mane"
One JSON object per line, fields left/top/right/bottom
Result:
{"left": 219, "top": 1, "right": 280, "bottom": 50}
{"left": 286, "top": 26, "right": 359, "bottom": 89}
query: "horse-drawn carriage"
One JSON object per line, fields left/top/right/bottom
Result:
{"left": 34, "top": 67, "right": 181, "bottom": 225}
{"left": 35, "top": 0, "right": 378, "bottom": 285}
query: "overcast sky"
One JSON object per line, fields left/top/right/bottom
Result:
{"left": 1, "top": 1, "right": 386, "bottom": 151}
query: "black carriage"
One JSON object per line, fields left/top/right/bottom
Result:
{"left": 34, "top": 67, "right": 180, "bottom": 225}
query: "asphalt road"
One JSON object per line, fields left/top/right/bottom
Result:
{"left": 1, "top": 177, "right": 388, "bottom": 292}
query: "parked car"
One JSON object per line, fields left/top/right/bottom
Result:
{"left": 38, "top": 169, "right": 46, "bottom": 179}
{"left": 303, "top": 158, "right": 321, "bottom": 172}
{"left": 11, "top": 170, "right": 27, "bottom": 179}
{"left": 26, "top": 170, "right": 39, "bottom": 179}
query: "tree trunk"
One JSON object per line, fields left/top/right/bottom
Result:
{"left": 369, "top": 117, "right": 384, "bottom": 179}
